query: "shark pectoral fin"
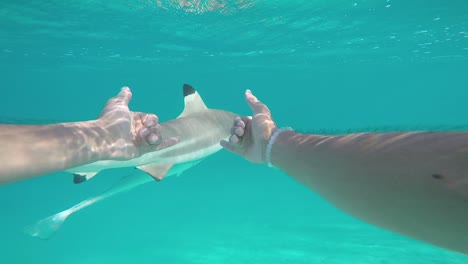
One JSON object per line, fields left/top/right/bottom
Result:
{"left": 137, "top": 163, "right": 173, "bottom": 181}
{"left": 73, "top": 172, "right": 99, "bottom": 184}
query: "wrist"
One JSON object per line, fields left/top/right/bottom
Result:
{"left": 76, "top": 119, "right": 114, "bottom": 162}
{"left": 265, "top": 127, "right": 294, "bottom": 167}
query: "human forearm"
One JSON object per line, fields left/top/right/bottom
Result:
{"left": 0, "top": 87, "right": 180, "bottom": 186}
{"left": 0, "top": 121, "right": 113, "bottom": 184}
{"left": 223, "top": 89, "right": 468, "bottom": 254}
{"left": 269, "top": 130, "right": 336, "bottom": 189}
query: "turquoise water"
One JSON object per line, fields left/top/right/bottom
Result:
{"left": 1, "top": 0, "right": 468, "bottom": 263}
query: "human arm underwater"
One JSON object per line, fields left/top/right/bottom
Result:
{"left": 0, "top": 87, "right": 179, "bottom": 185}
{"left": 221, "top": 90, "right": 468, "bottom": 255}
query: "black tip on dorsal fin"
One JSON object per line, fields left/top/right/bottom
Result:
{"left": 183, "top": 84, "right": 196, "bottom": 96}
{"left": 73, "top": 174, "right": 86, "bottom": 184}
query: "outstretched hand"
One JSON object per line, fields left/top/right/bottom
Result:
{"left": 98, "top": 87, "right": 179, "bottom": 160}
{"left": 220, "top": 90, "right": 278, "bottom": 164}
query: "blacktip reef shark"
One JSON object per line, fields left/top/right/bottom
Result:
{"left": 24, "top": 84, "right": 238, "bottom": 239}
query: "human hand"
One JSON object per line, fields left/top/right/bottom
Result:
{"left": 220, "top": 89, "right": 277, "bottom": 164}
{"left": 97, "top": 87, "right": 179, "bottom": 160}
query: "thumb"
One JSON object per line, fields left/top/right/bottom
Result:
{"left": 116, "top": 86, "right": 133, "bottom": 106}
{"left": 245, "top": 89, "right": 270, "bottom": 116}
{"left": 99, "top": 87, "right": 132, "bottom": 118}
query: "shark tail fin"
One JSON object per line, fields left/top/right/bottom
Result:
{"left": 178, "top": 84, "right": 208, "bottom": 118}
{"left": 23, "top": 209, "right": 73, "bottom": 240}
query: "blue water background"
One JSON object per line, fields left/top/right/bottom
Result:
{"left": 1, "top": 0, "right": 468, "bottom": 263}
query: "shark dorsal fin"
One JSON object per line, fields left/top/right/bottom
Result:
{"left": 178, "top": 84, "right": 208, "bottom": 118}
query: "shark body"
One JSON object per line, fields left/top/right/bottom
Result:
{"left": 68, "top": 84, "right": 237, "bottom": 183}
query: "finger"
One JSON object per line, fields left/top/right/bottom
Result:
{"left": 144, "top": 114, "right": 158, "bottom": 127}
{"left": 230, "top": 134, "right": 240, "bottom": 143}
{"left": 156, "top": 137, "right": 180, "bottom": 151}
{"left": 220, "top": 139, "right": 238, "bottom": 154}
{"left": 147, "top": 133, "right": 160, "bottom": 145}
{"left": 245, "top": 89, "right": 270, "bottom": 116}
{"left": 233, "top": 126, "right": 244, "bottom": 137}
{"left": 115, "top": 86, "right": 133, "bottom": 106}
{"left": 139, "top": 127, "right": 150, "bottom": 138}
{"left": 230, "top": 122, "right": 243, "bottom": 135}
{"left": 235, "top": 116, "right": 251, "bottom": 138}
{"left": 234, "top": 116, "right": 246, "bottom": 129}
{"left": 148, "top": 124, "right": 161, "bottom": 135}
{"left": 233, "top": 116, "right": 250, "bottom": 130}
{"left": 234, "top": 116, "right": 242, "bottom": 125}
